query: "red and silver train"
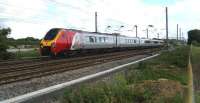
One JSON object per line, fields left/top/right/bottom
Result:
{"left": 40, "top": 28, "right": 164, "bottom": 56}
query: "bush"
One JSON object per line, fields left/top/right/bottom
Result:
{"left": 192, "top": 41, "right": 200, "bottom": 47}
{"left": 0, "top": 52, "right": 13, "bottom": 60}
{"left": 64, "top": 76, "right": 136, "bottom": 103}
{"left": 0, "top": 27, "right": 11, "bottom": 60}
{"left": 188, "top": 29, "right": 200, "bottom": 45}
{"left": 158, "top": 46, "right": 189, "bottom": 68}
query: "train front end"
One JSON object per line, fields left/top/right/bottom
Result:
{"left": 40, "top": 28, "right": 60, "bottom": 56}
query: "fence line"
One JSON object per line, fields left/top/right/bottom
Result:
{"left": 186, "top": 44, "right": 195, "bottom": 103}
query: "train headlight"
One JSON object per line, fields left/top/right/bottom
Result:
{"left": 51, "top": 42, "right": 56, "bottom": 48}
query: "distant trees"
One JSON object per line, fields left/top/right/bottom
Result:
{"left": 188, "top": 29, "right": 200, "bottom": 46}
{"left": 8, "top": 37, "right": 40, "bottom": 47}
{"left": 0, "top": 27, "right": 12, "bottom": 59}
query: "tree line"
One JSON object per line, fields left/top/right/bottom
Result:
{"left": 8, "top": 37, "right": 40, "bottom": 48}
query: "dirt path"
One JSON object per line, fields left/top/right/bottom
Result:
{"left": 186, "top": 57, "right": 195, "bottom": 103}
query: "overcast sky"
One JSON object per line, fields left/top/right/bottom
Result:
{"left": 0, "top": 0, "right": 199, "bottom": 39}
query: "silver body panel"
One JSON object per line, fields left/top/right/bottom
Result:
{"left": 70, "top": 32, "right": 163, "bottom": 50}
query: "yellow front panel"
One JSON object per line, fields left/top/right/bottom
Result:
{"left": 40, "top": 39, "right": 54, "bottom": 47}
{"left": 40, "top": 29, "right": 63, "bottom": 48}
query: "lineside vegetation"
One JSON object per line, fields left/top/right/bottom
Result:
{"left": 62, "top": 46, "right": 189, "bottom": 103}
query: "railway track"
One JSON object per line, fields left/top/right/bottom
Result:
{"left": 0, "top": 56, "right": 51, "bottom": 67}
{"left": 0, "top": 49, "right": 159, "bottom": 85}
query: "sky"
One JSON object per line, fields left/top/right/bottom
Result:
{"left": 0, "top": 0, "right": 199, "bottom": 39}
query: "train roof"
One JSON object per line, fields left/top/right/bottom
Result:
{"left": 140, "top": 38, "right": 164, "bottom": 42}
{"left": 62, "top": 28, "right": 117, "bottom": 36}
{"left": 52, "top": 28, "right": 139, "bottom": 38}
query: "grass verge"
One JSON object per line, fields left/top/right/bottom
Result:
{"left": 14, "top": 49, "right": 40, "bottom": 59}
{"left": 62, "top": 46, "right": 189, "bottom": 103}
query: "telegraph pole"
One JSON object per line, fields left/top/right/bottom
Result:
{"left": 166, "top": 7, "right": 169, "bottom": 45}
{"left": 146, "top": 28, "right": 149, "bottom": 39}
{"left": 177, "top": 24, "right": 179, "bottom": 40}
{"left": 95, "top": 12, "right": 98, "bottom": 32}
{"left": 157, "top": 33, "right": 160, "bottom": 39}
{"left": 182, "top": 32, "right": 184, "bottom": 41}
{"left": 135, "top": 25, "right": 138, "bottom": 37}
{"left": 179, "top": 28, "right": 181, "bottom": 40}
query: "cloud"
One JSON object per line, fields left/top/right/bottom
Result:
{"left": 0, "top": 0, "right": 199, "bottom": 39}
{"left": 0, "top": 0, "right": 47, "bottom": 19}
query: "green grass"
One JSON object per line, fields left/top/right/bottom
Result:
{"left": 191, "top": 45, "right": 200, "bottom": 102}
{"left": 63, "top": 76, "right": 136, "bottom": 103}
{"left": 126, "top": 65, "right": 188, "bottom": 85}
{"left": 125, "top": 46, "right": 189, "bottom": 85}
{"left": 14, "top": 49, "right": 40, "bottom": 59}
{"left": 195, "top": 92, "right": 200, "bottom": 103}
{"left": 191, "top": 45, "right": 200, "bottom": 64}
{"left": 62, "top": 46, "right": 189, "bottom": 103}
{"left": 151, "top": 46, "right": 189, "bottom": 68}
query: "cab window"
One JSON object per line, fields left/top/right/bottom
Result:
{"left": 44, "top": 29, "right": 60, "bottom": 40}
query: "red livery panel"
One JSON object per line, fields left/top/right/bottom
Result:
{"left": 51, "top": 30, "right": 76, "bottom": 55}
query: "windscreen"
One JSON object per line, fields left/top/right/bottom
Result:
{"left": 44, "top": 29, "right": 60, "bottom": 40}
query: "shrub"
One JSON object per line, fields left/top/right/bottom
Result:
{"left": 158, "top": 46, "right": 189, "bottom": 68}
{"left": 0, "top": 52, "right": 13, "bottom": 60}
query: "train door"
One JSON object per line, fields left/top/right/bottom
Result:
{"left": 53, "top": 30, "right": 68, "bottom": 54}
{"left": 65, "top": 30, "right": 76, "bottom": 50}
{"left": 55, "top": 30, "right": 76, "bottom": 53}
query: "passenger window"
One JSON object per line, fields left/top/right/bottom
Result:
{"left": 145, "top": 41, "right": 151, "bottom": 43}
{"left": 94, "top": 37, "right": 97, "bottom": 42}
{"left": 104, "top": 37, "right": 108, "bottom": 42}
{"left": 99, "top": 37, "right": 103, "bottom": 43}
{"left": 89, "top": 37, "right": 94, "bottom": 43}
{"left": 89, "top": 36, "right": 96, "bottom": 43}
{"left": 103, "top": 37, "right": 106, "bottom": 42}
{"left": 99, "top": 37, "right": 101, "bottom": 42}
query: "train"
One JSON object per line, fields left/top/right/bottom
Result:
{"left": 40, "top": 28, "right": 164, "bottom": 56}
